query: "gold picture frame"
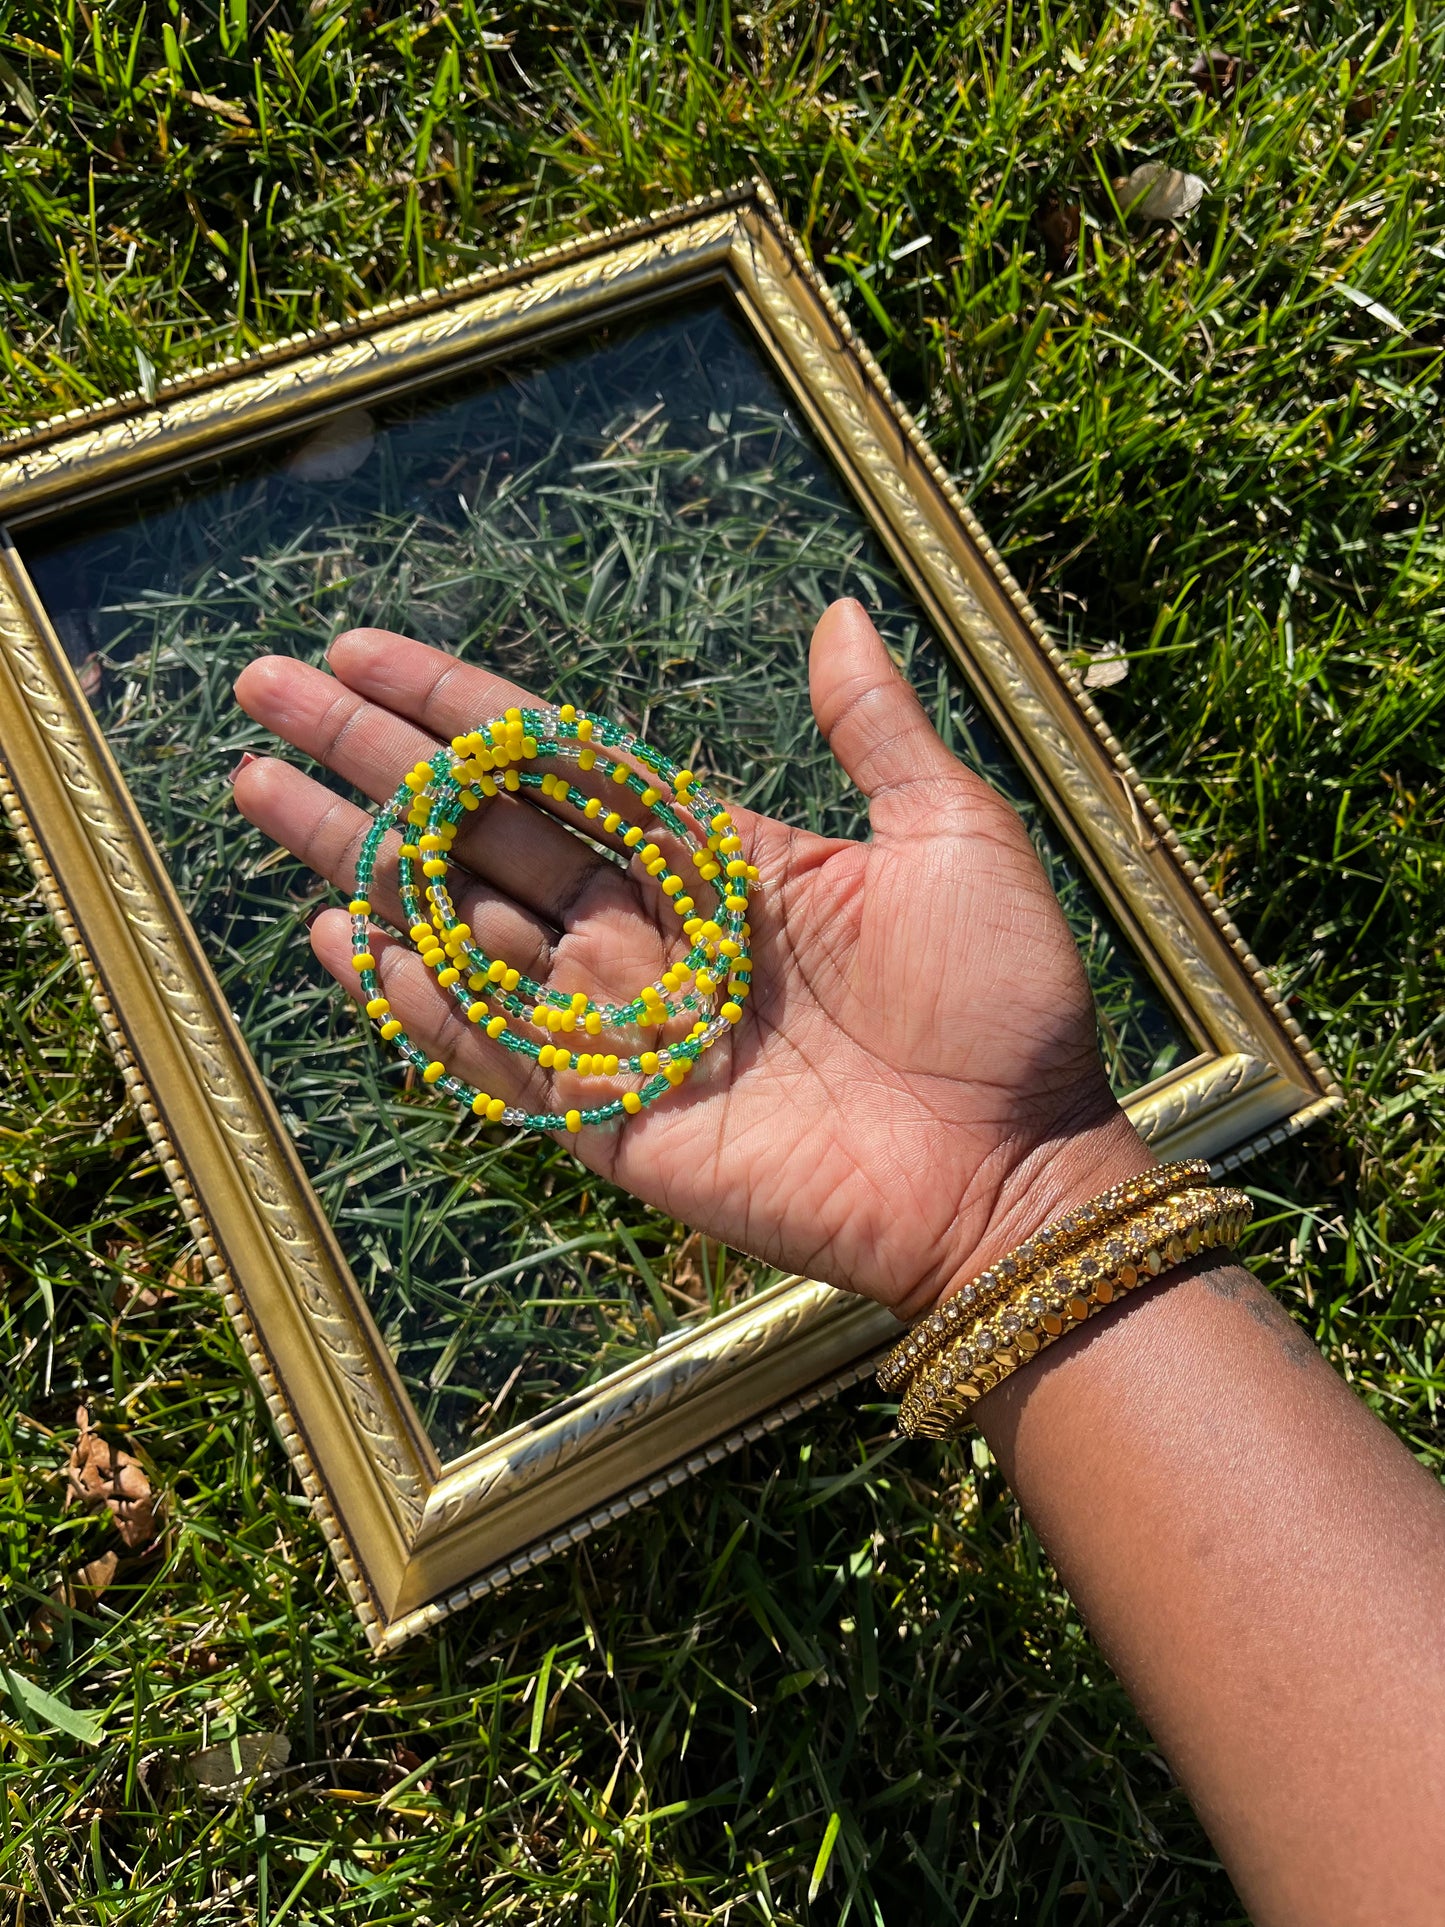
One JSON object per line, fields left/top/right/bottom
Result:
{"left": 0, "top": 181, "right": 1337, "bottom": 1649}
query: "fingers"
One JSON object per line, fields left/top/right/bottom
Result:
{"left": 326, "top": 628, "right": 537, "bottom": 743}
{"left": 328, "top": 628, "right": 773, "bottom": 845}
{"left": 233, "top": 755, "right": 560, "bottom": 978}
{"left": 234, "top": 652, "right": 629, "bottom": 931}
{"left": 808, "top": 599, "right": 984, "bottom": 832}
{"left": 310, "top": 910, "right": 548, "bottom": 1114}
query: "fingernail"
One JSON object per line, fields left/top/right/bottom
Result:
{"left": 229, "top": 752, "right": 258, "bottom": 784}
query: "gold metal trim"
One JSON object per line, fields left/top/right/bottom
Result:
{"left": 0, "top": 180, "right": 1338, "bottom": 1647}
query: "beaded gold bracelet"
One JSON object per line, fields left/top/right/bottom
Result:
{"left": 344, "top": 704, "right": 755, "bottom": 1136}
{"left": 876, "top": 1159, "right": 1213, "bottom": 1396}
{"left": 897, "top": 1185, "right": 1252, "bottom": 1439}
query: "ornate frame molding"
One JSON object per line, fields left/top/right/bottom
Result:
{"left": 0, "top": 182, "right": 1338, "bottom": 1647}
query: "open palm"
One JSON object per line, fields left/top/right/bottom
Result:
{"left": 234, "top": 598, "right": 1150, "bottom": 1322}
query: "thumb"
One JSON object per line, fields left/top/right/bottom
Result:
{"left": 809, "top": 598, "right": 976, "bottom": 832}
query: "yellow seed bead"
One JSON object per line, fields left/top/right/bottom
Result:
{"left": 505, "top": 706, "right": 521, "bottom": 724}
{"left": 710, "top": 811, "right": 731, "bottom": 832}
{"left": 554, "top": 1049, "right": 572, "bottom": 1071}
{"left": 365, "top": 996, "right": 390, "bottom": 1018}
{"left": 460, "top": 791, "right": 480, "bottom": 811}
{"left": 675, "top": 770, "right": 694, "bottom": 790}
{"left": 701, "top": 921, "right": 722, "bottom": 942}
{"left": 640, "top": 1051, "right": 660, "bottom": 1075}
{"left": 603, "top": 1053, "right": 619, "bottom": 1075}
{"left": 725, "top": 895, "right": 748, "bottom": 912}
{"left": 719, "top": 939, "right": 741, "bottom": 959}
{"left": 721, "top": 835, "right": 742, "bottom": 854}
{"left": 665, "top": 1062, "right": 687, "bottom": 1086}
{"left": 576, "top": 717, "right": 593, "bottom": 740}
{"left": 721, "top": 1001, "right": 743, "bottom": 1024}
{"left": 423, "top": 1061, "right": 445, "bottom": 1083}
{"left": 522, "top": 736, "right": 538, "bottom": 758}
{"left": 603, "top": 811, "right": 623, "bottom": 834}
{"left": 380, "top": 1019, "right": 402, "bottom": 1040}
{"left": 728, "top": 980, "right": 751, "bottom": 1000}
{"left": 577, "top": 1053, "right": 592, "bottom": 1076}
{"left": 579, "top": 748, "right": 596, "bottom": 771}
{"left": 689, "top": 1021, "right": 706, "bottom": 1039}
{"left": 559, "top": 702, "right": 576, "bottom": 723}
{"left": 661, "top": 970, "right": 679, "bottom": 991}
{"left": 400, "top": 843, "right": 420, "bottom": 860}
{"left": 487, "top": 959, "right": 507, "bottom": 983}
{"left": 352, "top": 952, "right": 375, "bottom": 972}
{"left": 503, "top": 968, "right": 521, "bottom": 991}
{"left": 480, "top": 776, "right": 498, "bottom": 797}
{"left": 622, "top": 1091, "right": 642, "bottom": 1115}
{"left": 585, "top": 1012, "right": 603, "bottom": 1035}
{"left": 472, "top": 1091, "right": 491, "bottom": 1114}
{"left": 641, "top": 786, "right": 659, "bottom": 807}
{"left": 487, "top": 1097, "right": 506, "bottom": 1122}
{"left": 468, "top": 972, "right": 487, "bottom": 991}
{"left": 700, "top": 862, "right": 721, "bottom": 881}
{"left": 409, "top": 922, "right": 432, "bottom": 942}
{"left": 661, "top": 875, "right": 683, "bottom": 896}
{"left": 423, "top": 859, "right": 447, "bottom": 877}
{"left": 623, "top": 827, "right": 644, "bottom": 848}
{"left": 419, "top": 834, "right": 443, "bottom": 852}
{"left": 437, "top": 967, "right": 460, "bottom": 987}
{"left": 539, "top": 1045, "right": 556, "bottom": 1068}
{"left": 487, "top": 1015, "right": 507, "bottom": 1038}
{"left": 695, "top": 971, "right": 715, "bottom": 995}
{"left": 420, "top": 947, "right": 443, "bottom": 968}
{"left": 584, "top": 797, "right": 603, "bottom": 819}
{"left": 683, "top": 917, "right": 704, "bottom": 937}
{"left": 571, "top": 991, "right": 588, "bottom": 1010}
{"left": 561, "top": 1011, "right": 577, "bottom": 1032}
{"left": 726, "top": 859, "right": 748, "bottom": 879}
{"left": 611, "top": 763, "right": 630, "bottom": 786}
{"left": 646, "top": 857, "right": 668, "bottom": 877}
{"left": 547, "top": 1010, "right": 565, "bottom": 1032}
{"left": 533, "top": 1004, "right": 550, "bottom": 1027}
{"left": 641, "top": 843, "right": 660, "bottom": 863}
{"left": 504, "top": 770, "right": 520, "bottom": 791}
{"left": 565, "top": 1109, "right": 582, "bottom": 1134}
{"left": 675, "top": 896, "right": 694, "bottom": 915}
{"left": 349, "top": 897, "right": 371, "bottom": 916}
{"left": 467, "top": 1001, "right": 487, "bottom": 1023}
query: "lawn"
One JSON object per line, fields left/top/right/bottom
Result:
{"left": 1, "top": 3, "right": 1443, "bottom": 1923}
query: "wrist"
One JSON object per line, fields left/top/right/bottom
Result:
{"left": 901, "top": 1099, "right": 1158, "bottom": 1325}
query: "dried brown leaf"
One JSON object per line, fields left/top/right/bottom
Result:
{"left": 1083, "top": 650, "right": 1129, "bottom": 689}
{"left": 187, "top": 1732, "right": 291, "bottom": 1801}
{"left": 66, "top": 1407, "right": 157, "bottom": 1550}
{"left": 1037, "top": 195, "right": 1081, "bottom": 271}
{"left": 1112, "top": 161, "right": 1207, "bottom": 225}
{"left": 1189, "top": 50, "right": 1253, "bottom": 99}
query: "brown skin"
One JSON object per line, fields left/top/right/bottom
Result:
{"left": 235, "top": 597, "right": 1445, "bottom": 1927}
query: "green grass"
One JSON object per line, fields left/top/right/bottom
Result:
{"left": 1, "top": 2, "right": 1443, "bottom": 1921}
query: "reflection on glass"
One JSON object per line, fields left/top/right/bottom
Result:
{"left": 17, "top": 296, "right": 1188, "bottom": 1460}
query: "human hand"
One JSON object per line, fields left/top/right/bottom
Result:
{"left": 233, "top": 598, "right": 1151, "bottom": 1322}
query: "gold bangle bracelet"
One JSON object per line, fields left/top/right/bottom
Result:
{"left": 876, "top": 1158, "right": 1213, "bottom": 1396}
{"left": 898, "top": 1186, "right": 1252, "bottom": 1439}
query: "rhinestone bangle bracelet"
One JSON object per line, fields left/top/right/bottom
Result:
{"left": 876, "top": 1158, "right": 1213, "bottom": 1395}
{"left": 898, "top": 1186, "right": 1253, "bottom": 1440}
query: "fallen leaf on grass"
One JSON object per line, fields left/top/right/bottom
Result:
{"left": 1083, "top": 650, "right": 1129, "bottom": 689}
{"left": 1112, "top": 162, "right": 1207, "bottom": 225}
{"left": 66, "top": 1407, "right": 157, "bottom": 1550}
{"left": 187, "top": 1732, "right": 291, "bottom": 1801}
{"left": 1189, "top": 50, "right": 1254, "bottom": 98}
{"left": 1037, "top": 195, "right": 1081, "bottom": 271}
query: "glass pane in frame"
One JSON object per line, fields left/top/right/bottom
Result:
{"left": 14, "top": 290, "right": 1191, "bottom": 1462}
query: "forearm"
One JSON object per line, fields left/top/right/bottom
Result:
{"left": 975, "top": 1254, "right": 1445, "bottom": 1927}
